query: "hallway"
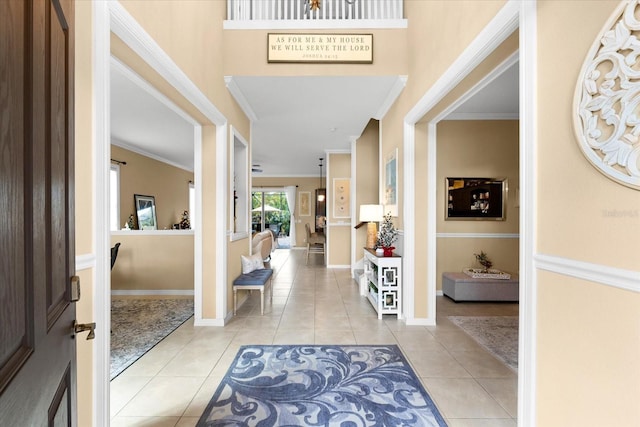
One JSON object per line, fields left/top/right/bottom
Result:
{"left": 110, "top": 249, "right": 518, "bottom": 426}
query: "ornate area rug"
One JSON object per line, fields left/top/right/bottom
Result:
{"left": 448, "top": 316, "right": 518, "bottom": 371}
{"left": 197, "top": 345, "right": 447, "bottom": 427}
{"left": 110, "top": 298, "right": 193, "bottom": 379}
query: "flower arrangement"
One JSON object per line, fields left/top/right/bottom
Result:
{"left": 126, "top": 214, "right": 135, "bottom": 230}
{"left": 474, "top": 251, "right": 493, "bottom": 272}
{"left": 376, "top": 212, "right": 398, "bottom": 249}
{"left": 179, "top": 210, "right": 191, "bottom": 229}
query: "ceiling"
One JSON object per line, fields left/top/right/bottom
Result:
{"left": 111, "top": 61, "right": 195, "bottom": 171}
{"left": 110, "top": 61, "right": 518, "bottom": 175}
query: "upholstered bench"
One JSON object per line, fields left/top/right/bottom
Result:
{"left": 442, "top": 272, "right": 519, "bottom": 302}
{"left": 233, "top": 268, "right": 273, "bottom": 315}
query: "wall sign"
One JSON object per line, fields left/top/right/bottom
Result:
{"left": 267, "top": 33, "right": 373, "bottom": 63}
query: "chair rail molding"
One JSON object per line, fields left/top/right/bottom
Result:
{"left": 534, "top": 253, "right": 640, "bottom": 294}
{"left": 436, "top": 233, "right": 519, "bottom": 239}
{"left": 76, "top": 254, "right": 96, "bottom": 271}
{"left": 573, "top": 0, "right": 640, "bottom": 190}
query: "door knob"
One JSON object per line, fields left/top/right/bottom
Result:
{"left": 73, "top": 321, "right": 96, "bottom": 340}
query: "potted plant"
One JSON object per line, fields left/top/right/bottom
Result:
{"left": 376, "top": 212, "right": 398, "bottom": 256}
{"left": 474, "top": 251, "right": 493, "bottom": 272}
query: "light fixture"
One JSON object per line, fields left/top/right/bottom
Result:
{"left": 359, "top": 204, "right": 383, "bottom": 249}
{"left": 317, "top": 158, "right": 325, "bottom": 202}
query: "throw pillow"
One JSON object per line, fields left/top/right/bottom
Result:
{"left": 241, "top": 252, "right": 264, "bottom": 274}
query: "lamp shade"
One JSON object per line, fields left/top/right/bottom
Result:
{"left": 359, "top": 204, "right": 383, "bottom": 222}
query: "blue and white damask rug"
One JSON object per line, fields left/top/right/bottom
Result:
{"left": 197, "top": 345, "right": 448, "bottom": 426}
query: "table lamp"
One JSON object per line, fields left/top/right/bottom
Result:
{"left": 359, "top": 204, "right": 383, "bottom": 249}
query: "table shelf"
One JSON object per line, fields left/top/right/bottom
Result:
{"left": 363, "top": 248, "right": 402, "bottom": 319}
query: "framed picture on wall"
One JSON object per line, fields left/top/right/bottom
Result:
{"left": 134, "top": 194, "right": 158, "bottom": 230}
{"left": 333, "top": 178, "right": 351, "bottom": 218}
{"left": 445, "top": 177, "right": 507, "bottom": 220}
{"left": 384, "top": 148, "right": 398, "bottom": 216}
{"left": 299, "top": 191, "right": 311, "bottom": 216}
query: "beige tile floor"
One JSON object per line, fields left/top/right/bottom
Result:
{"left": 110, "top": 249, "right": 518, "bottom": 426}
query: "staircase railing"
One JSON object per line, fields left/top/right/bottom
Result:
{"left": 227, "top": 0, "right": 403, "bottom": 22}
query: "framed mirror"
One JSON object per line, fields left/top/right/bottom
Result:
{"left": 446, "top": 177, "right": 507, "bottom": 221}
{"left": 134, "top": 194, "right": 158, "bottom": 230}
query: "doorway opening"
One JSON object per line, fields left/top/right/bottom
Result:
{"left": 252, "top": 190, "right": 292, "bottom": 248}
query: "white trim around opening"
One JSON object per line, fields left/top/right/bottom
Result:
{"left": 402, "top": 0, "right": 535, "bottom": 425}
{"left": 94, "top": 2, "right": 228, "bottom": 425}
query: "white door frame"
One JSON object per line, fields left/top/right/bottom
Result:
{"left": 93, "top": 2, "right": 228, "bottom": 425}
{"left": 402, "top": 0, "right": 537, "bottom": 424}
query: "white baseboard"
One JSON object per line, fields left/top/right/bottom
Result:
{"left": 111, "top": 289, "right": 194, "bottom": 296}
{"left": 194, "top": 317, "right": 225, "bottom": 327}
{"left": 405, "top": 317, "right": 437, "bottom": 326}
{"left": 436, "top": 290, "right": 443, "bottom": 296}
{"left": 327, "top": 264, "right": 351, "bottom": 269}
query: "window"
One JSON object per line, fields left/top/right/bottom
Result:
{"left": 230, "top": 127, "right": 249, "bottom": 240}
{"left": 189, "top": 181, "right": 195, "bottom": 230}
{"left": 109, "top": 164, "right": 120, "bottom": 231}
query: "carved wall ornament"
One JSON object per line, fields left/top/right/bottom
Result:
{"left": 574, "top": 0, "right": 640, "bottom": 190}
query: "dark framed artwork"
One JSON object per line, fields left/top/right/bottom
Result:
{"left": 134, "top": 194, "right": 158, "bottom": 230}
{"left": 446, "top": 178, "right": 507, "bottom": 220}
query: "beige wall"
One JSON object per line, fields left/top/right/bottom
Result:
{"left": 536, "top": 271, "right": 640, "bottom": 425}
{"left": 386, "top": 5, "right": 516, "bottom": 318}
{"left": 252, "top": 177, "right": 322, "bottom": 245}
{"left": 436, "top": 120, "right": 519, "bottom": 289}
{"left": 118, "top": 1, "right": 251, "bottom": 320}
{"left": 383, "top": 0, "right": 510, "bottom": 231}
{"left": 111, "top": 145, "right": 194, "bottom": 230}
{"left": 72, "top": 1, "right": 640, "bottom": 425}
{"left": 355, "top": 120, "right": 380, "bottom": 254}
{"left": 535, "top": 1, "right": 640, "bottom": 423}
{"left": 327, "top": 153, "right": 351, "bottom": 266}
{"left": 110, "top": 233, "right": 194, "bottom": 291}
{"left": 74, "top": 1, "right": 93, "bottom": 425}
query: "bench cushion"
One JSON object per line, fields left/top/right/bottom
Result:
{"left": 233, "top": 268, "right": 273, "bottom": 286}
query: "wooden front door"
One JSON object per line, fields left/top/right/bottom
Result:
{"left": 0, "top": 0, "right": 77, "bottom": 424}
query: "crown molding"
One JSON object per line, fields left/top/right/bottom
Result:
{"left": 373, "top": 75, "right": 408, "bottom": 120}
{"left": 111, "top": 136, "right": 194, "bottom": 172}
{"left": 225, "top": 76, "right": 259, "bottom": 122}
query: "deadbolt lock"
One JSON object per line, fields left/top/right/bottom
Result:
{"left": 70, "top": 276, "right": 81, "bottom": 302}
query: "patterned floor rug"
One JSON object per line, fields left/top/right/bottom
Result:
{"left": 448, "top": 316, "right": 518, "bottom": 371}
{"left": 110, "top": 298, "right": 193, "bottom": 379}
{"left": 197, "top": 345, "right": 448, "bottom": 427}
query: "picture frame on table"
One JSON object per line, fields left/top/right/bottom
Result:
{"left": 134, "top": 194, "right": 158, "bottom": 230}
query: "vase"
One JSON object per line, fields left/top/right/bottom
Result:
{"left": 383, "top": 246, "right": 395, "bottom": 257}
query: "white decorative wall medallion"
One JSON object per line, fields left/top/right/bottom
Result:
{"left": 574, "top": 0, "right": 640, "bottom": 190}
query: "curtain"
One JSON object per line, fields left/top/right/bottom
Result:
{"left": 284, "top": 186, "right": 297, "bottom": 247}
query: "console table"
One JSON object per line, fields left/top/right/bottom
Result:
{"left": 442, "top": 272, "right": 519, "bottom": 302}
{"left": 363, "top": 248, "right": 402, "bottom": 319}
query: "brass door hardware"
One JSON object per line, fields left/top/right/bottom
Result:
{"left": 73, "top": 321, "right": 96, "bottom": 340}
{"left": 70, "top": 275, "right": 81, "bottom": 302}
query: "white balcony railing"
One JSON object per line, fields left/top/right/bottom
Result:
{"left": 227, "top": 0, "right": 403, "bottom": 22}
